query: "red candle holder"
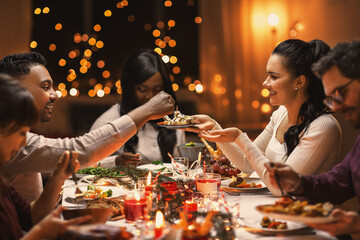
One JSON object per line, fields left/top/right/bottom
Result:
{"left": 124, "top": 193, "right": 147, "bottom": 222}
{"left": 184, "top": 200, "right": 198, "bottom": 223}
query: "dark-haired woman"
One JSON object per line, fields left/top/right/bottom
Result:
{"left": 90, "top": 49, "right": 185, "bottom": 164}
{"left": 190, "top": 39, "right": 341, "bottom": 196}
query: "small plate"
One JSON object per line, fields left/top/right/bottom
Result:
{"left": 221, "top": 178, "right": 268, "bottom": 193}
{"left": 137, "top": 163, "right": 172, "bottom": 172}
{"left": 256, "top": 205, "right": 337, "bottom": 224}
{"left": 156, "top": 122, "right": 197, "bottom": 129}
{"left": 240, "top": 217, "right": 309, "bottom": 233}
{"left": 69, "top": 186, "right": 125, "bottom": 201}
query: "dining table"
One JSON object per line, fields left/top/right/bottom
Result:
{"left": 61, "top": 171, "right": 338, "bottom": 240}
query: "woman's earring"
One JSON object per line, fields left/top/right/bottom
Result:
{"left": 295, "top": 87, "right": 298, "bottom": 91}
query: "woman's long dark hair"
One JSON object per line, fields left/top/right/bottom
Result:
{"left": 272, "top": 39, "right": 330, "bottom": 156}
{"left": 119, "top": 49, "right": 177, "bottom": 162}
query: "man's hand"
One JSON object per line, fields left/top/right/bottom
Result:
{"left": 199, "top": 127, "right": 242, "bottom": 143}
{"left": 115, "top": 152, "right": 141, "bottom": 167}
{"left": 264, "top": 162, "right": 303, "bottom": 194}
{"left": 143, "top": 91, "right": 175, "bottom": 120}
{"left": 307, "top": 209, "right": 360, "bottom": 236}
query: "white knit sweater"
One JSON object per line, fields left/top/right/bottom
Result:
{"left": 216, "top": 106, "right": 342, "bottom": 196}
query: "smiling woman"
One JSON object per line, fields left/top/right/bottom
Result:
{"left": 188, "top": 39, "right": 342, "bottom": 196}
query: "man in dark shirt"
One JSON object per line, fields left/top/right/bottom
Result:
{"left": 265, "top": 40, "right": 360, "bottom": 236}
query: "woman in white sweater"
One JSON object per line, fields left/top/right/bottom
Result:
{"left": 91, "top": 50, "right": 185, "bottom": 164}
{"left": 192, "top": 39, "right": 341, "bottom": 196}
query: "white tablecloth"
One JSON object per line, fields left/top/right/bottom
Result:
{"left": 62, "top": 178, "right": 337, "bottom": 240}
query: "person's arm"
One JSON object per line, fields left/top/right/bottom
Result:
{"left": 200, "top": 107, "right": 280, "bottom": 174}
{"left": 1, "top": 91, "right": 174, "bottom": 178}
{"left": 22, "top": 206, "right": 91, "bottom": 240}
{"left": 30, "top": 151, "right": 78, "bottom": 224}
{"left": 307, "top": 209, "right": 360, "bottom": 236}
{"left": 233, "top": 114, "right": 341, "bottom": 196}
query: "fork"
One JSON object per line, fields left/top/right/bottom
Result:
{"left": 68, "top": 151, "right": 86, "bottom": 208}
{"left": 269, "top": 162, "right": 285, "bottom": 197}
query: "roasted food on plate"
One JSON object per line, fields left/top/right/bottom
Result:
{"left": 257, "top": 197, "right": 334, "bottom": 217}
{"left": 260, "top": 216, "right": 287, "bottom": 229}
{"left": 87, "top": 198, "right": 125, "bottom": 220}
{"left": 228, "top": 176, "right": 263, "bottom": 188}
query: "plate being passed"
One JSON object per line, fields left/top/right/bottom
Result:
{"left": 256, "top": 205, "right": 337, "bottom": 224}
{"left": 156, "top": 122, "right": 197, "bottom": 129}
{"left": 221, "top": 178, "right": 268, "bottom": 193}
{"left": 240, "top": 217, "right": 309, "bottom": 233}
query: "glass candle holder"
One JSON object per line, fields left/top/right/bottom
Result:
{"left": 195, "top": 173, "right": 221, "bottom": 193}
{"left": 124, "top": 192, "right": 147, "bottom": 222}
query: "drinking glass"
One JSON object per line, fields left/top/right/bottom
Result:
{"left": 172, "top": 157, "right": 190, "bottom": 175}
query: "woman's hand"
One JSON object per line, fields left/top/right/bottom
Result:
{"left": 307, "top": 209, "right": 360, "bottom": 236}
{"left": 183, "top": 114, "right": 217, "bottom": 133}
{"left": 24, "top": 206, "right": 91, "bottom": 239}
{"left": 115, "top": 152, "right": 141, "bottom": 166}
{"left": 199, "top": 128, "right": 242, "bottom": 143}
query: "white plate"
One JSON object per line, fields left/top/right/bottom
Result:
{"left": 137, "top": 163, "right": 172, "bottom": 172}
{"left": 221, "top": 178, "right": 267, "bottom": 193}
{"left": 69, "top": 185, "right": 125, "bottom": 201}
{"left": 240, "top": 217, "right": 308, "bottom": 233}
{"left": 256, "top": 205, "right": 337, "bottom": 224}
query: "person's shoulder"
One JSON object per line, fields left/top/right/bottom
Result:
{"left": 313, "top": 113, "right": 340, "bottom": 129}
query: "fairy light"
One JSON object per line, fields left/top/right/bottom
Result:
{"left": 169, "top": 56, "right": 178, "bottom": 64}
{"left": 49, "top": 44, "right": 56, "bottom": 51}
{"left": 30, "top": 41, "right": 37, "bottom": 49}
{"left": 69, "top": 88, "right": 78, "bottom": 96}
{"left": 93, "top": 24, "right": 101, "bottom": 32}
{"left": 268, "top": 13, "right": 279, "bottom": 26}
{"left": 195, "top": 17, "right": 202, "bottom": 24}
{"left": 59, "top": 59, "right": 66, "bottom": 67}
{"left": 128, "top": 15, "right": 135, "bottom": 22}
{"left": 55, "top": 23, "right": 62, "bottom": 30}
{"left": 195, "top": 84, "right": 204, "bottom": 94}
{"left": 162, "top": 55, "right": 170, "bottom": 63}
{"left": 252, "top": 100, "right": 260, "bottom": 109}
{"left": 97, "top": 89, "right": 105, "bottom": 97}
{"left": 153, "top": 29, "right": 161, "bottom": 38}
{"left": 34, "top": 8, "right": 41, "bottom": 15}
{"left": 56, "top": 90, "right": 62, "bottom": 98}
{"left": 42, "top": 7, "right": 50, "bottom": 14}
{"left": 88, "top": 89, "right": 96, "bottom": 97}
{"left": 104, "top": 10, "right": 112, "bottom": 17}
{"left": 172, "top": 83, "right": 179, "bottom": 92}
{"left": 164, "top": 0, "right": 172, "bottom": 7}
{"left": 261, "top": 103, "right": 271, "bottom": 113}
{"left": 96, "top": 41, "right": 104, "bottom": 48}
{"left": 261, "top": 88, "right": 269, "bottom": 97}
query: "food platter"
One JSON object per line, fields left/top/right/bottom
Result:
{"left": 156, "top": 122, "right": 197, "bottom": 129}
{"left": 256, "top": 205, "right": 336, "bottom": 224}
{"left": 240, "top": 217, "right": 309, "bottom": 233}
{"left": 221, "top": 178, "right": 268, "bottom": 193}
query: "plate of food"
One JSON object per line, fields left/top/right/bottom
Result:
{"left": 256, "top": 197, "right": 336, "bottom": 224}
{"left": 241, "top": 217, "right": 310, "bottom": 234}
{"left": 137, "top": 163, "right": 172, "bottom": 172}
{"left": 157, "top": 110, "right": 197, "bottom": 129}
{"left": 156, "top": 122, "right": 197, "bottom": 129}
{"left": 70, "top": 185, "right": 124, "bottom": 200}
{"left": 221, "top": 177, "right": 267, "bottom": 193}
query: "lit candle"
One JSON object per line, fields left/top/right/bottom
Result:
{"left": 145, "top": 171, "right": 153, "bottom": 193}
{"left": 195, "top": 174, "right": 221, "bottom": 193}
{"left": 155, "top": 210, "right": 165, "bottom": 239}
{"left": 124, "top": 191, "right": 147, "bottom": 222}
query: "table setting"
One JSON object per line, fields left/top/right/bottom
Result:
{"left": 60, "top": 141, "right": 338, "bottom": 240}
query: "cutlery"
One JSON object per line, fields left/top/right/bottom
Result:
{"left": 269, "top": 162, "right": 285, "bottom": 197}
{"left": 68, "top": 151, "right": 86, "bottom": 207}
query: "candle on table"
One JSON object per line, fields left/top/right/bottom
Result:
{"left": 184, "top": 200, "right": 198, "bottom": 222}
{"left": 195, "top": 174, "right": 221, "bottom": 193}
{"left": 155, "top": 210, "right": 165, "bottom": 239}
{"left": 124, "top": 191, "right": 147, "bottom": 222}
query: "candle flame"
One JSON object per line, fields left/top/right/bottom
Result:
{"left": 147, "top": 171, "right": 152, "bottom": 186}
{"left": 155, "top": 210, "right": 164, "bottom": 228}
{"left": 134, "top": 191, "right": 141, "bottom": 201}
